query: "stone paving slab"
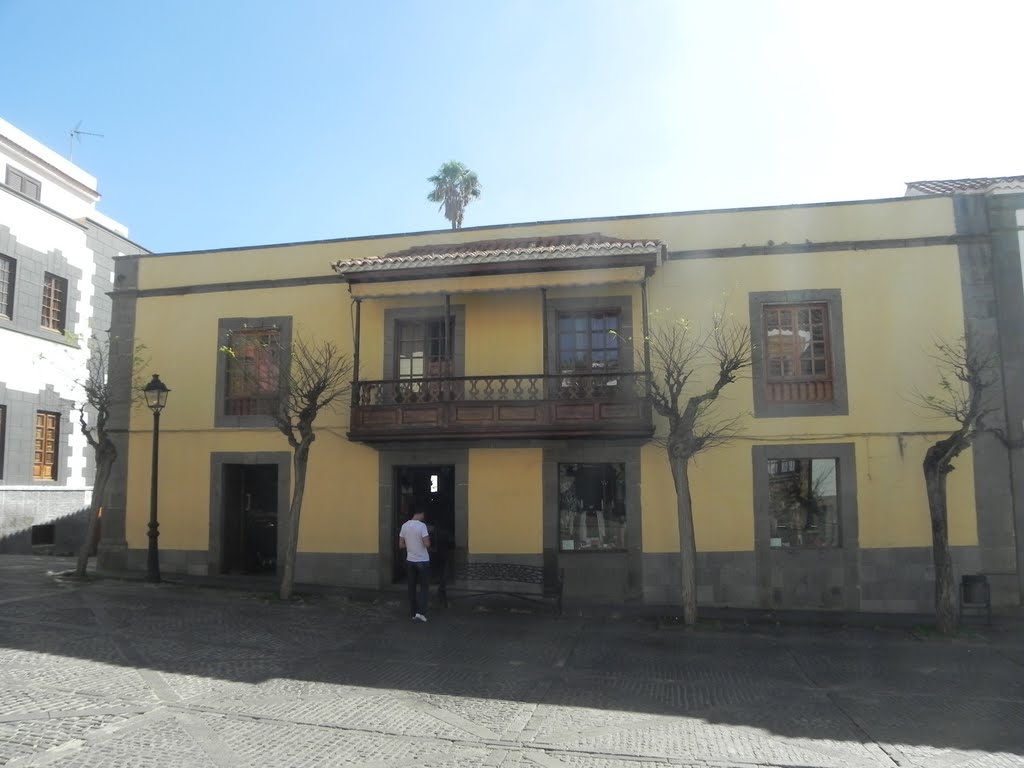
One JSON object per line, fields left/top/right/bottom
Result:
{"left": 0, "top": 555, "right": 1022, "bottom": 767}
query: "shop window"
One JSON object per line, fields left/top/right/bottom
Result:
{"left": 33, "top": 411, "right": 59, "bottom": 480}
{"left": 767, "top": 457, "right": 840, "bottom": 548}
{"left": 0, "top": 254, "right": 14, "bottom": 318}
{"left": 557, "top": 462, "right": 626, "bottom": 552}
{"left": 41, "top": 273, "right": 67, "bottom": 333}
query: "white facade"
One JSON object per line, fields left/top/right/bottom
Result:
{"left": 0, "top": 117, "right": 145, "bottom": 552}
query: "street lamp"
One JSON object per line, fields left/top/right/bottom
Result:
{"left": 143, "top": 374, "right": 170, "bottom": 583}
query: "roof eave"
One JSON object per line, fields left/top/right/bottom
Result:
{"left": 333, "top": 250, "right": 662, "bottom": 285}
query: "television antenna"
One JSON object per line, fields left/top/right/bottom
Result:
{"left": 69, "top": 121, "right": 104, "bottom": 162}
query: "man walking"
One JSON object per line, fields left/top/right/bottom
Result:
{"left": 398, "top": 507, "right": 431, "bottom": 622}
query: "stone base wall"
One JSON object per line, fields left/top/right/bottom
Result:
{"left": 113, "top": 544, "right": 1010, "bottom": 614}
{"left": 642, "top": 551, "right": 758, "bottom": 607}
{"left": 0, "top": 489, "right": 91, "bottom": 555}
{"left": 123, "top": 548, "right": 211, "bottom": 577}
{"left": 644, "top": 546, "right": 998, "bottom": 614}
{"left": 294, "top": 553, "right": 379, "bottom": 588}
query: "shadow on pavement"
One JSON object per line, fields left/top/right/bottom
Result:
{"left": 1, "top": 554, "right": 1022, "bottom": 762}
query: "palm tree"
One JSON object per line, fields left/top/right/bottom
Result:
{"left": 427, "top": 160, "right": 481, "bottom": 230}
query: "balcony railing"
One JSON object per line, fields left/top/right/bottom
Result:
{"left": 349, "top": 371, "right": 653, "bottom": 442}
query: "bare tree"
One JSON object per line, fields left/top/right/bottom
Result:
{"left": 914, "top": 337, "right": 996, "bottom": 634}
{"left": 646, "top": 313, "right": 751, "bottom": 626}
{"left": 224, "top": 330, "right": 352, "bottom": 600}
{"left": 74, "top": 334, "right": 146, "bottom": 577}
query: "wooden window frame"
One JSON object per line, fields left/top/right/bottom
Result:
{"left": 763, "top": 302, "right": 832, "bottom": 402}
{"left": 5, "top": 165, "right": 41, "bottom": 202}
{"left": 556, "top": 309, "right": 621, "bottom": 375}
{"left": 395, "top": 317, "right": 453, "bottom": 380}
{"left": 224, "top": 327, "right": 282, "bottom": 417}
{"left": 0, "top": 254, "right": 14, "bottom": 319}
{"left": 749, "top": 289, "right": 848, "bottom": 418}
{"left": 33, "top": 411, "right": 60, "bottom": 480}
{"left": 41, "top": 272, "right": 68, "bottom": 333}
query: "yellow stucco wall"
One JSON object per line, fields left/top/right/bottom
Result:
{"left": 136, "top": 196, "right": 953, "bottom": 290}
{"left": 639, "top": 240, "right": 977, "bottom": 553}
{"left": 467, "top": 449, "right": 543, "bottom": 553}
{"left": 122, "top": 195, "right": 975, "bottom": 564}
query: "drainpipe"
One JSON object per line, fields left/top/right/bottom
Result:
{"left": 444, "top": 293, "right": 451, "bottom": 381}
{"left": 352, "top": 296, "right": 361, "bottom": 407}
{"left": 540, "top": 286, "right": 548, "bottom": 382}
{"left": 641, "top": 276, "right": 651, "bottom": 398}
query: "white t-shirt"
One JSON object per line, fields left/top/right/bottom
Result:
{"left": 399, "top": 519, "right": 430, "bottom": 563}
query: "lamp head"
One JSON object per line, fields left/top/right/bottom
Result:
{"left": 143, "top": 374, "right": 170, "bottom": 413}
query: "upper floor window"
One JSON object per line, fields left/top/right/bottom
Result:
{"left": 5, "top": 165, "right": 41, "bottom": 202}
{"left": 763, "top": 303, "right": 831, "bottom": 402}
{"left": 0, "top": 255, "right": 14, "bottom": 319}
{"left": 749, "top": 290, "right": 848, "bottom": 417}
{"left": 33, "top": 411, "right": 59, "bottom": 480}
{"left": 396, "top": 318, "right": 453, "bottom": 379}
{"left": 557, "top": 310, "right": 620, "bottom": 374}
{"left": 41, "top": 273, "right": 67, "bottom": 333}
{"left": 225, "top": 327, "right": 281, "bottom": 417}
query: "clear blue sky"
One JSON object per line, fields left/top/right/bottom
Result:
{"left": 3, "top": 0, "right": 1021, "bottom": 253}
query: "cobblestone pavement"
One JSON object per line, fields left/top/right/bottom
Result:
{"left": 1, "top": 555, "right": 1022, "bottom": 767}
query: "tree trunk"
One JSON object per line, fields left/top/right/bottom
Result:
{"left": 279, "top": 440, "right": 311, "bottom": 600}
{"left": 924, "top": 461, "right": 959, "bottom": 633}
{"left": 670, "top": 453, "right": 698, "bottom": 626}
{"left": 75, "top": 446, "right": 115, "bottom": 578}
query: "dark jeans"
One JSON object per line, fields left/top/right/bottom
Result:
{"left": 406, "top": 560, "right": 431, "bottom": 616}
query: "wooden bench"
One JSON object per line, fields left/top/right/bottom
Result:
{"left": 438, "top": 561, "right": 564, "bottom": 616}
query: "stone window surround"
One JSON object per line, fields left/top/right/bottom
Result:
{"left": 543, "top": 443, "right": 643, "bottom": 598}
{"left": 0, "top": 253, "right": 14, "bottom": 318}
{"left": 752, "top": 443, "right": 857, "bottom": 549}
{"left": 752, "top": 442, "right": 859, "bottom": 610}
{"left": 33, "top": 410, "right": 61, "bottom": 481}
{"left": 214, "top": 317, "right": 293, "bottom": 429}
{"left": 749, "top": 289, "right": 849, "bottom": 417}
{"left": 382, "top": 305, "right": 466, "bottom": 380}
{"left": 0, "top": 226, "right": 82, "bottom": 348}
{"left": 41, "top": 272, "right": 68, "bottom": 333}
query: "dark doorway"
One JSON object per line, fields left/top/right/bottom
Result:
{"left": 393, "top": 465, "right": 455, "bottom": 583}
{"left": 222, "top": 464, "right": 278, "bottom": 574}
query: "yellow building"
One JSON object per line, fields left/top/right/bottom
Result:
{"left": 99, "top": 187, "right": 1024, "bottom": 612}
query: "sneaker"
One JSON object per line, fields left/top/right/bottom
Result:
{"left": 414, "top": 613, "right": 428, "bottom": 622}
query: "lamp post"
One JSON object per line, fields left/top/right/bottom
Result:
{"left": 143, "top": 374, "right": 170, "bottom": 583}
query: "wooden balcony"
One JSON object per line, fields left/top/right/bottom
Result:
{"left": 349, "top": 372, "right": 654, "bottom": 443}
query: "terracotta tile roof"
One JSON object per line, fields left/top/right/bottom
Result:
{"left": 905, "top": 175, "right": 1024, "bottom": 195}
{"left": 332, "top": 233, "right": 663, "bottom": 277}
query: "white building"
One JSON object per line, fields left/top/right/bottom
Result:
{"left": 0, "top": 117, "right": 147, "bottom": 553}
